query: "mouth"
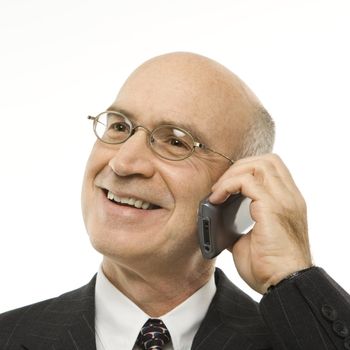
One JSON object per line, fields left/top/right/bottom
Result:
{"left": 103, "top": 189, "right": 161, "bottom": 210}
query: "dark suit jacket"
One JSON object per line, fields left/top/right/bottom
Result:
{"left": 1, "top": 267, "right": 350, "bottom": 350}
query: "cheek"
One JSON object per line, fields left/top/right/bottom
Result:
{"left": 159, "top": 163, "right": 220, "bottom": 253}
{"left": 162, "top": 161, "right": 217, "bottom": 221}
{"left": 164, "top": 159, "right": 224, "bottom": 203}
{"left": 85, "top": 143, "right": 111, "bottom": 178}
{"left": 161, "top": 160, "right": 229, "bottom": 239}
{"left": 81, "top": 143, "right": 110, "bottom": 219}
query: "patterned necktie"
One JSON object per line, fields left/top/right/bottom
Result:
{"left": 136, "top": 318, "right": 171, "bottom": 350}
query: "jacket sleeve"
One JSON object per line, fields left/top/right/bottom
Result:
{"left": 259, "top": 267, "right": 350, "bottom": 350}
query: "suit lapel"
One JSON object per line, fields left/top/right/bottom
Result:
{"left": 191, "top": 306, "right": 235, "bottom": 349}
{"left": 191, "top": 268, "right": 272, "bottom": 350}
{"left": 21, "top": 276, "right": 97, "bottom": 350}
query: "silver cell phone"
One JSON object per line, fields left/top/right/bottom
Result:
{"left": 197, "top": 193, "right": 255, "bottom": 259}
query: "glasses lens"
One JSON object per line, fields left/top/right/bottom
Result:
{"left": 94, "top": 112, "right": 132, "bottom": 144}
{"left": 151, "top": 126, "right": 194, "bottom": 160}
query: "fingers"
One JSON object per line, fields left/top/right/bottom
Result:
{"left": 210, "top": 154, "right": 302, "bottom": 205}
{"left": 209, "top": 173, "right": 268, "bottom": 203}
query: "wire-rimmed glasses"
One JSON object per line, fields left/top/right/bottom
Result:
{"left": 88, "top": 111, "right": 234, "bottom": 163}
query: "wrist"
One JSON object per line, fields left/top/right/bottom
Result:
{"left": 264, "top": 266, "right": 316, "bottom": 295}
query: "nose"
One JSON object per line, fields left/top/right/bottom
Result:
{"left": 108, "top": 128, "right": 156, "bottom": 178}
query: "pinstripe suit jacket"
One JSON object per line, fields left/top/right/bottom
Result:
{"left": 1, "top": 267, "right": 350, "bottom": 350}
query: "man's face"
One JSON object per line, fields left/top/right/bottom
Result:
{"left": 81, "top": 56, "right": 244, "bottom": 266}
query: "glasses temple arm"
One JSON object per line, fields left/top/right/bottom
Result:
{"left": 194, "top": 142, "right": 234, "bottom": 164}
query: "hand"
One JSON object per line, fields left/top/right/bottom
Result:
{"left": 209, "top": 154, "right": 312, "bottom": 294}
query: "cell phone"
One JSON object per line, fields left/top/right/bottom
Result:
{"left": 197, "top": 193, "right": 255, "bottom": 259}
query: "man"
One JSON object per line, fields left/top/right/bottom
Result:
{"left": 1, "top": 52, "right": 349, "bottom": 350}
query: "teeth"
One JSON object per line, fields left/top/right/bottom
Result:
{"left": 142, "top": 202, "right": 150, "bottom": 210}
{"left": 134, "top": 200, "right": 143, "bottom": 208}
{"left": 128, "top": 198, "right": 136, "bottom": 206}
{"left": 107, "top": 191, "right": 153, "bottom": 210}
{"left": 121, "top": 197, "right": 129, "bottom": 204}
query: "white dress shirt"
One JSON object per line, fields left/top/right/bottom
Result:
{"left": 95, "top": 267, "right": 216, "bottom": 350}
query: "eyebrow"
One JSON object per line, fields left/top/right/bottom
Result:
{"left": 106, "top": 106, "right": 212, "bottom": 146}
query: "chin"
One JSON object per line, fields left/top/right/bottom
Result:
{"left": 88, "top": 227, "right": 160, "bottom": 260}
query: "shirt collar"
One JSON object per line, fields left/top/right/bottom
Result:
{"left": 95, "top": 266, "right": 216, "bottom": 350}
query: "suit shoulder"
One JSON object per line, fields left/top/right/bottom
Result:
{"left": 0, "top": 275, "right": 96, "bottom": 338}
{"left": 0, "top": 297, "right": 56, "bottom": 325}
{"left": 0, "top": 297, "right": 59, "bottom": 347}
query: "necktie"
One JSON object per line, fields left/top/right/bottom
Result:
{"left": 136, "top": 318, "right": 171, "bottom": 350}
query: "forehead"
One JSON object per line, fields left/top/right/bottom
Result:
{"left": 110, "top": 57, "right": 250, "bottom": 150}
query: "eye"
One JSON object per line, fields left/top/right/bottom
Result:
{"left": 109, "top": 121, "right": 130, "bottom": 133}
{"left": 151, "top": 126, "right": 194, "bottom": 158}
{"left": 168, "top": 137, "right": 189, "bottom": 149}
{"left": 166, "top": 128, "right": 192, "bottom": 150}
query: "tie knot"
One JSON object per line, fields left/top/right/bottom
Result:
{"left": 136, "top": 318, "right": 171, "bottom": 350}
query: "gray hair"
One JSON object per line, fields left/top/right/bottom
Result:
{"left": 234, "top": 105, "right": 275, "bottom": 159}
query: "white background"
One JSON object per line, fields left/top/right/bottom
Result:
{"left": 1, "top": 0, "right": 349, "bottom": 312}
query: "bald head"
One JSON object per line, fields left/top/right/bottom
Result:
{"left": 113, "top": 52, "right": 274, "bottom": 160}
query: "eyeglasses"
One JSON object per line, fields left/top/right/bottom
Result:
{"left": 88, "top": 111, "right": 234, "bottom": 163}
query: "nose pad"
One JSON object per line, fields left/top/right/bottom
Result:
{"left": 131, "top": 125, "right": 152, "bottom": 139}
{"left": 108, "top": 129, "right": 155, "bottom": 178}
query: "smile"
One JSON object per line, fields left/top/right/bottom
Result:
{"left": 106, "top": 190, "right": 158, "bottom": 210}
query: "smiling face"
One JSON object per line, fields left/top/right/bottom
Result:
{"left": 81, "top": 53, "right": 255, "bottom": 271}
